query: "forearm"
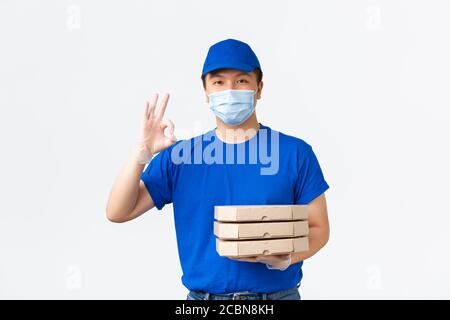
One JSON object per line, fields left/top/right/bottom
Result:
{"left": 106, "top": 151, "right": 147, "bottom": 221}
{"left": 290, "top": 225, "right": 329, "bottom": 265}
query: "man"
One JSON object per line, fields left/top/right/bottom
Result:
{"left": 106, "top": 39, "right": 330, "bottom": 300}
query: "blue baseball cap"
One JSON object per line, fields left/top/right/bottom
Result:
{"left": 201, "top": 39, "right": 261, "bottom": 76}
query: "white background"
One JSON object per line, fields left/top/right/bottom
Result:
{"left": 1, "top": 0, "right": 449, "bottom": 299}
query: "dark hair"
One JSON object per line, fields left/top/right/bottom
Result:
{"left": 201, "top": 68, "right": 263, "bottom": 88}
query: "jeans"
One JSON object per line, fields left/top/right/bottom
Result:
{"left": 186, "top": 284, "right": 301, "bottom": 300}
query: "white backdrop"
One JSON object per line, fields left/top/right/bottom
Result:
{"left": 1, "top": 0, "right": 449, "bottom": 299}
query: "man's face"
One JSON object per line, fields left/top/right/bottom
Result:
{"left": 204, "top": 68, "right": 263, "bottom": 104}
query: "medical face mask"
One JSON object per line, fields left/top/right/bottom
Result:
{"left": 208, "top": 89, "right": 256, "bottom": 126}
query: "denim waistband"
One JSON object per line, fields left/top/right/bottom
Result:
{"left": 190, "top": 283, "right": 300, "bottom": 300}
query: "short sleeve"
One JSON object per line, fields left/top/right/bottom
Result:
{"left": 295, "top": 145, "right": 330, "bottom": 204}
{"left": 140, "top": 148, "right": 174, "bottom": 210}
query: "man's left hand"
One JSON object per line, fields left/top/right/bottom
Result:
{"left": 231, "top": 253, "right": 292, "bottom": 271}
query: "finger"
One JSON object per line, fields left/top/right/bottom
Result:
{"left": 160, "top": 119, "right": 175, "bottom": 135}
{"left": 142, "top": 101, "right": 150, "bottom": 122}
{"left": 255, "top": 255, "right": 276, "bottom": 262}
{"left": 232, "top": 256, "right": 259, "bottom": 263}
{"left": 156, "top": 93, "right": 170, "bottom": 119}
{"left": 255, "top": 256, "right": 270, "bottom": 263}
{"left": 256, "top": 254, "right": 289, "bottom": 263}
{"left": 159, "top": 119, "right": 176, "bottom": 148}
{"left": 148, "top": 93, "right": 158, "bottom": 119}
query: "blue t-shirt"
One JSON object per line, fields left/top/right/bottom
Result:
{"left": 141, "top": 124, "right": 329, "bottom": 294}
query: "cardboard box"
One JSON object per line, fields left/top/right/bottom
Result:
{"left": 214, "top": 220, "right": 309, "bottom": 240}
{"left": 216, "top": 236, "right": 309, "bottom": 258}
{"left": 214, "top": 205, "right": 308, "bottom": 222}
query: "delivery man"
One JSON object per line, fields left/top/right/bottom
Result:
{"left": 106, "top": 39, "right": 330, "bottom": 300}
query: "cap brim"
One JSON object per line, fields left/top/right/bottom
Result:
{"left": 202, "top": 62, "right": 256, "bottom": 76}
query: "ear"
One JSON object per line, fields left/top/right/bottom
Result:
{"left": 256, "top": 81, "right": 263, "bottom": 100}
{"left": 205, "top": 92, "right": 209, "bottom": 103}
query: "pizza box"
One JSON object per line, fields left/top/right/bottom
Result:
{"left": 214, "top": 205, "right": 308, "bottom": 222}
{"left": 216, "top": 236, "right": 309, "bottom": 258}
{"left": 214, "top": 220, "right": 309, "bottom": 240}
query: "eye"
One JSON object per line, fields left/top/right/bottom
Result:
{"left": 213, "top": 80, "right": 223, "bottom": 85}
{"left": 237, "top": 79, "right": 249, "bottom": 84}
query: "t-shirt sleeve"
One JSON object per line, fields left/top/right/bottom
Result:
{"left": 295, "top": 145, "right": 330, "bottom": 204}
{"left": 140, "top": 148, "right": 174, "bottom": 210}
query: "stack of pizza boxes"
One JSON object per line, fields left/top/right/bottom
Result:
{"left": 214, "top": 205, "right": 309, "bottom": 258}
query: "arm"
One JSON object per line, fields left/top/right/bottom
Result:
{"left": 290, "top": 193, "right": 329, "bottom": 264}
{"left": 106, "top": 154, "right": 155, "bottom": 223}
{"left": 106, "top": 93, "right": 176, "bottom": 223}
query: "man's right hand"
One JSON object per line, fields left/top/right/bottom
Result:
{"left": 135, "top": 93, "right": 176, "bottom": 164}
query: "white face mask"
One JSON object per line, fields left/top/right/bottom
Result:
{"left": 208, "top": 89, "right": 256, "bottom": 126}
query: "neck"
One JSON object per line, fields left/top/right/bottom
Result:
{"left": 215, "top": 113, "right": 260, "bottom": 144}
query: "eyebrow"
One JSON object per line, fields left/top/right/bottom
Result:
{"left": 209, "top": 72, "right": 251, "bottom": 79}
